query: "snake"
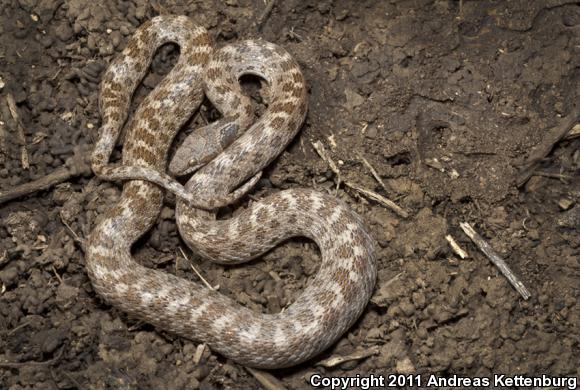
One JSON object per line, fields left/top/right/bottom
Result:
{"left": 87, "top": 15, "right": 377, "bottom": 369}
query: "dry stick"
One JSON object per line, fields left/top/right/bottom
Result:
{"left": 346, "top": 182, "right": 409, "bottom": 218}
{"left": 358, "top": 153, "right": 389, "bottom": 193}
{"left": 59, "top": 210, "right": 85, "bottom": 251}
{"left": 566, "top": 123, "right": 580, "bottom": 139}
{"left": 0, "top": 96, "right": 91, "bottom": 205}
{"left": 178, "top": 247, "right": 215, "bottom": 291}
{"left": 445, "top": 234, "right": 468, "bottom": 259}
{"left": 61, "top": 372, "right": 84, "bottom": 389}
{"left": 0, "top": 107, "right": 6, "bottom": 165}
{"left": 317, "top": 345, "right": 380, "bottom": 368}
{"left": 245, "top": 367, "right": 287, "bottom": 390}
{"left": 0, "top": 144, "right": 89, "bottom": 205}
{"left": 0, "top": 348, "right": 63, "bottom": 368}
{"left": 5, "top": 93, "right": 29, "bottom": 169}
{"left": 51, "top": 265, "right": 63, "bottom": 284}
{"left": 193, "top": 344, "right": 206, "bottom": 365}
{"left": 311, "top": 140, "right": 341, "bottom": 185}
{"left": 312, "top": 141, "right": 408, "bottom": 218}
{"left": 533, "top": 171, "right": 573, "bottom": 181}
{"left": 0, "top": 166, "right": 75, "bottom": 205}
{"left": 460, "top": 222, "right": 531, "bottom": 300}
{"left": 255, "top": 0, "right": 277, "bottom": 31}
{"left": 6, "top": 321, "right": 31, "bottom": 336}
{"left": 516, "top": 107, "right": 580, "bottom": 187}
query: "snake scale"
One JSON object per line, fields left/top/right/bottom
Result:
{"left": 87, "top": 15, "right": 377, "bottom": 368}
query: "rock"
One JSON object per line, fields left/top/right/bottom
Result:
{"left": 396, "top": 356, "right": 416, "bottom": 373}
{"left": 558, "top": 198, "right": 574, "bottom": 211}
{"left": 54, "top": 22, "right": 73, "bottom": 42}
{"left": 55, "top": 283, "right": 80, "bottom": 309}
{"left": 557, "top": 207, "right": 579, "bottom": 229}
{"left": 0, "top": 267, "right": 19, "bottom": 286}
{"left": 40, "top": 328, "right": 66, "bottom": 353}
{"left": 344, "top": 88, "right": 365, "bottom": 112}
{"left": 399, "top": 297, "right": 416, "bottom": 316}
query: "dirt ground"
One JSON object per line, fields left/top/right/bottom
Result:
{"left": 0, "top": 0, "right": 578, "bottom": 389}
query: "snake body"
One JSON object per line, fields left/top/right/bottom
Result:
{"left": 88, "top": 15, "right": 377, "bottom": 368}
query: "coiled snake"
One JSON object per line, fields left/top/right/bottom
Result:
{"left": 87, "top": 15, "right": 377, "bottom": 368}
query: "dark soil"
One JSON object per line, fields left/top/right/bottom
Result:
{"left": 0, "top": 0, "right": 578, "bottom": 389}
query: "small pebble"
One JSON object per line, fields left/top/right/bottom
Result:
{"left": 39, "top": 112, "right": 52, "bottom": 126}
{"left": 160, "top": 206, "right": 175, "bottom": 220}
{"left": 55, "top": 283, "right": 80, "bottom": 309}
{"left": 87, "top": 34, "right": 97, "bottom": 51}
{"left": 411, "top": 291, "right": 426, "bottom": 309}
{"left": 41, "top": 154, "right": 54, "bottom": 168}
{"left": 84, "top": 61, "right": 105, "bottom": 81}
{"left": 99, "top": 42, "right": 115, "bottom": 56}
{"left": 558, "top": 198, "right": 574, "bottom": 210}
{"left": 0, "top": 267, "right": 19, "bottom": 286}
{"left": 77, "top": 83, "right": 90, "bottom": 96}
{"left": 192, "top": 364, "right": 211, "bottom": 381}
{"left": 54, "top": 22, "right": 73, "bottom": 42}
{"left": 39, "top": 34, "right": 54, "bottom": 48}
{"left": 41, "top": 329, "right": 65, "bottom": 354}
{"left": 110, "top": 30, "right": 122, "bottom": 47}
{"left": 335, "top": 10, "right": 349, "bottom": 21}
{"left": 399, "top": 298, "right": 415, "bottom": 316}
{"left": 120, "top": 25, "right": 130, "bottom": 36}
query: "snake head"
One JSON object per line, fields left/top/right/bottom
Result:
{"left": 169, "top": 120, "right": 239, "bottom": 176}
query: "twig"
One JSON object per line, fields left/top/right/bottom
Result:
{"left": 0, "top": 348, "right": 63, "bottom": 368}
{"left": 178, "top": 247, "right": 215, "bottom": 291}
{"left": 0, "top": 106, "right": 6, "bottom": 165}
{"left": 460, "top": 222, "right": 531, "bottom": 300}
{"left": 60, "top": 210, "right": 85, "bottom": 251}
{"left": 532, "top": 171, "right": 572, "bottom": 181}
{"left": 566, "top": 123, "right": 580, "bottom": 139}
{"left": 346, "top": 182, "right": 409, "bottom": 218}
{"left": 0, "top": 249, "right": 7, "bottom": 266}
{"left": 317, "top": 345, "right": 380, "bottom": 368}
{"left": 61, "top": 372, "right": 83, "bottom": 389}
{"left": 311, "top": 140, "right": 341, "bottom": 186}
{"left": 445, "top": 235, "right": 468, "bottom": 259}
{"left": 358, "top": 153, "right": 389, "bottom": 193}
{"left": 0, "top": 166, "right": 75, "bottom": 205}
{"left": 245, "top": 367, "right": 286, "bottom": 390}
{"left": 51, "top": 265, "right": 63, "bottom": 284}
{"left": 312, "top": 141, "right": 409, "bottom": 218}
{"left": 127, "top": 320, "right": 146, "bottom": 332}
{"left": 255, "top": 0, "right": 277, "bottom": 31}
{"left": 516, "top": 107, "right": 580, "bottom": 187}
{"left": 268, "top": 270, "right": 281, "bottom": 282}
{"left": 193, "top": 344, "right": 206, "bottom": 365}
{"left": 5, "top": 93, "right": 29, "bottom": 169}
{"left": 6, "top": 321, "right": 31, "bottom": 336}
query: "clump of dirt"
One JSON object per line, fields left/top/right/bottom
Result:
{"left": 1, "top": 0, "right": 578, "bottom": 388}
